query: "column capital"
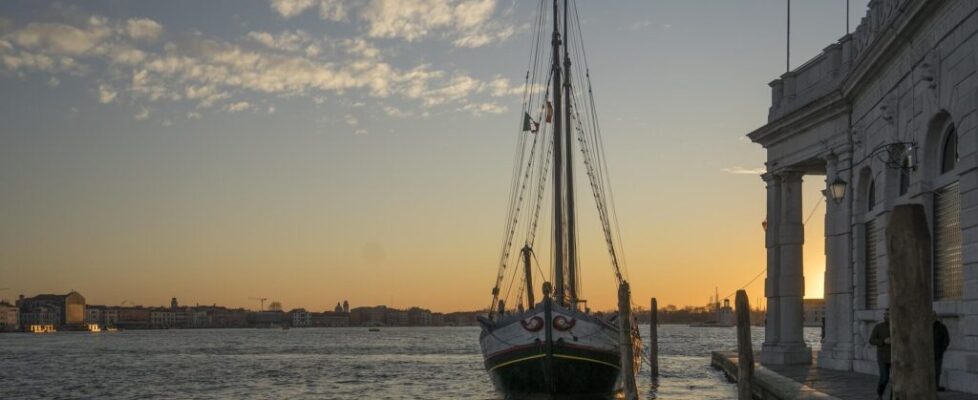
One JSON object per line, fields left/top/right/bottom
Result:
{"left": 777, "top": 170, "right": 805, "bottom": 182}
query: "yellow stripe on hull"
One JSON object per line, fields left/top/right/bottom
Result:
{"left": 488, "top": 353, "right": 620, "bottom": 372}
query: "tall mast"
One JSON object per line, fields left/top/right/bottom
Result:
{"left": 550, "top": 0, "right": 566, "bottom": 306}
{"left": 562, "top": 0, "right": 578, "bottom": 308}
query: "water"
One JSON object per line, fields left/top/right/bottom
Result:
{"left": 0, "top": 325, "right": 821, "bottom": 399}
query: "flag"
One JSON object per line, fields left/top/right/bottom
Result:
{"left": 545, "top": 101, "right": 553, "bottom": 123}
{"left": 522, "top": 112, "right": 532, "bottom": 132}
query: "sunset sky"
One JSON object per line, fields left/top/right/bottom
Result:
{"left": 0, "top": 0, "right": 869, "bottom": 312}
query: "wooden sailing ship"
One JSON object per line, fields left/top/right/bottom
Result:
{"left": 478, "top": 0, "right": 641, "bottom": 396}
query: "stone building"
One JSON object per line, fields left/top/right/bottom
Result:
{"left": 17, "top": 291, "right": 86, "bottom": 327}
{"left": 0, "top": 301, "right": 18, "bottom": 331}
{"left": 748, "top": 0, "right": 978, "bottom": 392}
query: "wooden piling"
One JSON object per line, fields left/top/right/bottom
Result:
{"left": 735, "top": 290, "right": 753, "bottom": 400}
{"left": 650, "top": 297, "right": 659, "bottom": 379}
{"left": 886, "top": 205, "right": 936, "bottom": 400}
{"left": 618, "top": 282, "right": 638, "bottom": 400}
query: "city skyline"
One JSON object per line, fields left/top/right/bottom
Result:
{"left": 0, "top": 0, "right": 868, "bottom": 312}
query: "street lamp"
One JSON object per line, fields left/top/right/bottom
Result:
{"left": 828, "top": 141, "right": 915, "bottom": 202}
{"left": 829, "top": 177, "right": 847, "bottom": 203}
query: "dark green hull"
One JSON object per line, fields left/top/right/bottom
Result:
{"left": 485, "top": 342, "right": 620, "bottom": 396}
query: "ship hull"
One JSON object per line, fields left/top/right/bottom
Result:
{"left": 479, "top": 299, "right": 639, "bottom": 396}
{"left": 485, "top": 341, "right": 621, "bottom": 395}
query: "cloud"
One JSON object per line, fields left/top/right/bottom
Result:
{"left": 344, "top": 113, "right": 358, "bottom": 126}
{"left": 47, "top": 76, "right": 60, "bottom": 87}
{"left": 134, "top": 107, "right": 149, "bottom": 120}
{"left": 268, "top": 0, "right": 514, "bottom": 48}
{"left": 462, "top": 101, "right": 506, "bottom": 116}
{"left": 721, "top": 167, "right": 766, "bottom": 175}
{"left": 8, "top": 19, "right": 111, "bottom": 56}
{"left": 124, "top": 18, "right": 162, "bottom": 41}
{"left": 186, "top": 111, "right": 202, "bottom": 119}
{"left": 268, "top": 0, "right": 317, "bottom": 18}
{"left": 247, "top": 30, "right": 310, "bottom": 52}
{"left": 383, "top": 105, "right": 411, "bottom": 117}
{"left": 97, "top": 83, "right": 116, "bottom": 103}
{"left": 0, "top": 9, "right": 523, "bottom": 122}
{"left": 224, "top": 101, "right": 251, "bottom": 112}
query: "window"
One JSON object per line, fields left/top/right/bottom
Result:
{"left": 934, "top": 126, "right": 962, "bottom": 300}
{"left": 899, "top": 156, "right": 911, "bottom": 195}
{"left": 867, "top": 179, "right": 876, "bottom": 211}
{"left": 865, "top": 220, "right": 878, "bottom": 309}
{"left": 941, "top": 126, "right": 958, "bottom": 174}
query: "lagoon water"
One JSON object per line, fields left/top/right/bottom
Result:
{"left": 0, "top": 325, "right": 821, "bottom": 399}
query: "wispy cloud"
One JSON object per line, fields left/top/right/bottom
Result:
{"left": 721, "top": 167, "right": 765, "bottom": 175}
{"left": 0, "top": 5, "right": 528, "bottom": 124}
{"left": 267, "top": 0, "right": 516, "bottom": 48}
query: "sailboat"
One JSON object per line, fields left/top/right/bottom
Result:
{"left": 478, "top": 0, "right": 641, "bottom": 396}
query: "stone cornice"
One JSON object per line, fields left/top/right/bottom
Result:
{"left": 747, "top": 90, "right": 849, "bottom": 148}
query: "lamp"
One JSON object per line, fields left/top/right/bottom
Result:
{"left": 829, "top": 177, "right": 847, "bottom": 203}
{"left": 828, "top": 141, "right": 915, "bottom": 202}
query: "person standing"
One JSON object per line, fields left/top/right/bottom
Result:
{"left": 934, "top": 312, "right": 950, "bottom": 391}
{"left": 869, "top": 310, "right": 891, "bottom": 400}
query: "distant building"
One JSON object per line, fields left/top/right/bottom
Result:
{"left": 150, "top": 308, "right": 177, "bottom": 328}
{"left": 803, "top": 299, "right": 826, "bottom": 327}
{"left": 116, "top": 307, "right": 151, "bottom": 329}
{"left": 85, "top": 307, "right": 102, "bottom": 325}
{"left": 407, "top": 307, "right": 432, "bottom": 326}
{"left": 248, "top": 311, "right": 285, "bottom": 327}
{"left": 17, "top": 291, "right": 86, "bottom": 327}
{"left": 316, "top": 311, "right": 350, "bottom": 327}
{"left": 0, "top": 302, "right": 19, "bottom": 331}
{"left": 289, "top": 309, "right": 312, "bottom": 327}
{"left": 385, "top": 309, "right": 408, "bottom": 326}
{"left": 350, "top": 306, "right": 387, "bottom": 326}
{"left": 342, "top": 300, "right": 349, "bottom": 313}
{"left": 717, "top": 299, "right": 736, "bottom": 326}
{"left": 334, "top": 302, "right": 343, "bottom": 313}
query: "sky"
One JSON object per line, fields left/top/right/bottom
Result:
{"left": 0, "top": 0, "right": 870, "bottom": 312}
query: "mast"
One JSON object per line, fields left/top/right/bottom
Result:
{"left": 522, "top": 245, "right": 535, "bottom": 307}
{"left": 562, "top": 0, "right": 578, "bottom": 308}
{"left": 550, "top": 0, "right": 566, "bottom": 306}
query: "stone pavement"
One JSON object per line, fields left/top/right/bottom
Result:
{"left": 712, "top": 351, "right": 978, "bottom": 400}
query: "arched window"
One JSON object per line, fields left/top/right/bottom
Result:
{"left": 865, "top": 176, "right": 878, "bottom": 309}
{"left": 934, "top": 125, "right": 962, "bottom": 300}
{"left": 899, "top": 156, "right": 911, "bottom": 196}
{"left": 941, "top": 126, "right": 958, "bottom": 174}
{"left": 867, "top": 179, "right": 876, "bottom": 211}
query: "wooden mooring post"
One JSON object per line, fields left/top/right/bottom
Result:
{"left": 886, "top": 205, "right": 936, "bottom": 400}
{"left": 650, "top": 297, "right": 659, "bottom": 379}
{"left": 618, "top": 282, "right": 638, "bottom": 400}
{"left": 735, "top": 290, "right": 753, "bottom": 400}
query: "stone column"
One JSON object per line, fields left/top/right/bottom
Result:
{"left": 819, "top": 156, "right": 855, "bottom": 371}
{"left": 772, "top": 171, "right": 812, "bottom": 364}
{"left": 761, "top": 173, "right": 782, "bottom": 362}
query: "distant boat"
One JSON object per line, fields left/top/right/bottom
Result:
{"left": 478, "top": 1, "right": 641, "bottom": 396}
{"left": 368, "top": 327, "right": 380, "bottom": 332}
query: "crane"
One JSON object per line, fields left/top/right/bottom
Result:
{"left": 250, "top": 297, "right": 268, "bottom": 311}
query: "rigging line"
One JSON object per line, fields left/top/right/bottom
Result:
{"left": 721, "top": 193, "right": 825, "bottom": 301}
{"left": 503, "top": 249, "right": 525, "bottom": 308}
{"left": 805, "top": 195, "right": 824, "bottom": 225}
{"left": 585, "top": 72, "right": 629, "bottom": 281}
{"left": 490, "top": 0, "right": 554, "bottom": 314}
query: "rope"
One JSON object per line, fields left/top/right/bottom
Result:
{"left": 720, "top": 194, "right": 825, "bottom": 302}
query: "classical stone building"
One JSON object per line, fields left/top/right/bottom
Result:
{"left": 748, "top": 0, "right": 978, "bottom": 392}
